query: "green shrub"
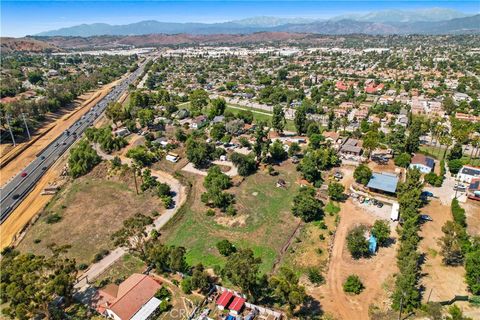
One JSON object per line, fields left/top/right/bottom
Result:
{"left": 343, "top": 275, "right": 364, "bottom": 294}
{"left": 206, "top": 209, "right": 215, "bottom": 216}
{"left": 78, "top": 263, "right": 89, "bottom": 270}
{"left": 451, "top": 198, "right": 466, "bottom": 227}
{"left": 307, "top": 268, "right": 325, "bottom": 285}
{"left": 45, "top": 213, "right": 62, "bottom": 224}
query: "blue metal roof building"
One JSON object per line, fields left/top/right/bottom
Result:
{"left": 367, "top": 172, "right": 399, "bottom": 194}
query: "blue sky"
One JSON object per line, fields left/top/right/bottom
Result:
{"left": 2, "top": 1, "right": 479, "bottom": 37}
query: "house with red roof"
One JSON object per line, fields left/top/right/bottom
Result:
{"left": 229, "top": 296, "right": 246, "bottom": 315}
{"left": 365, "top": 83, "right": 384, "bottom": 94}
{"left": 216, "top": 290, "right": 234, "bottom": 310}
{"left": 93, "top": 273, "right": 162, "bottom": 320}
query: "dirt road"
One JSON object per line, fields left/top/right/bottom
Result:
{"left": 0, "top": 79, "right": 122, "bottom": 186}
{"left": 310, "top": 200, "right": 398, "bottom": 320}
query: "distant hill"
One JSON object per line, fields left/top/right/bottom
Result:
{"left": 332, "top": 8, "right": 468, "bottom": 23}
{"left": 36, "top": 13, "right": 479, "bottom": 37}
{"left": 0, "top": 37, "right": 60, "bottom": 53}
{"left": 276, "top": 14, "right": 480, "bottom": 35}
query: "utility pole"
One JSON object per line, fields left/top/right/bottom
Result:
{"left": 398, "top": 294, "right": 404, "bottom": 320}
{"left": 21, "top": 113, "right": 31, "bottom": 140}
{"left": 5, "top": 114, "right": 16, "bottom": 146}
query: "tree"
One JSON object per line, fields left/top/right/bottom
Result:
{"left": 111, "top": 213, "right": 153, "bottom": 259}
{"left": 354, "top": 164, "right": 372, "bottom": 185}
{"left": 446, "top": 304, "right": 473, "bottom": 320}
{"left": 146, "top": 244, "right": 188, "bottom": 273}
{"left": 343, "top": 275, "right": 364, "bottom": 294}
{"left": 448, "top": 143, "right": 464, "bottom": 161}
{"left": 269, "top": 267, "right": 307, "bottom": 312}
{"left": 230, "top": 152, "right": 257, "bottom": 176}
{"left": 269, "top": 140, "right": 287, "bottom": 162}
{"left": 222, "top": 249, "right": 261, "bottom": 298}
{"left": 362, "top": 130, "right": 379, "bottom": 157}
{"left": 126, "top": 145, "right": 155, "bottom": 166}
{"left": 137, "top": 108, "right": 154, "bottom": 127}
{"left": 209, "top": 123, "right": 226, "bottom": 141}
{"left": 68, "top": 139, "right": 101, "bottom": 178}
{"left": 346, "top": 225, "right": 370, "bottom": 259}
{"left": 272, "top": 105, "right": 286, "bottom": 133}
{"left": 294, "top": 106, "right": 307, "bottom": 135}
{"left": 208, "top": 98, "right": 226, "bottom": 119}
{"left": 328, "top": 182, "right": 345, "bottom": 201}
{"left": 371, "top": 220, "right": 390, "bottom": 247}
{"left": 309, "top": 133, "right": 324, "bottom": 149}
{"left": 439, "top": 221, "right": 465, "bottom": 266}
{"left": 292, "top": 186, "right": 324, "bottom": 222}
{"left": 186, "top": 137, "right": 214, "bottom": 168}
{"left": 288, "top": 142, "right": 301, "bottom": 157}
{"left": 189, "top": 89, "right": 209, "bottom": 114}
{"left": 190, "top": 264, "right": 211, "bottom": 293}
{"left": 465, "top": 246, "right": 480, "bottom": 294}
{"left": 297, "top": 147, "right": 339, "bottom": 186}
{"left": 0, "top": 250, "right": 77, "bottom": 320}
{"left": 394, "top": 152, "right": 412, "bottom": 168}
{"left": 448, "top": 159, "right": 464, "bottom": 174}
{"left": 216, "top": 240, "right": 236, "bottom": 256}
{"left": 204, "top": 165, "right": 231, "bottom": 190}
{"left": 106, "top": 102, "right": 128, "bottom": 123}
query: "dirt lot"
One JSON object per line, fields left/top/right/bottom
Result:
{"left": 16, "top": 162, "right": 165, "bottom": 265}
{"left": 464, "top": 200, "right": 480, "bottom": 236}
{"left": 310, "top": 200, "right": 398, "bottom": 320}
{"left": 419, "top": 199, "right": 469, "bottom": 302}
{"left": 0, "top": 79, "right": 122, "bottom": 186}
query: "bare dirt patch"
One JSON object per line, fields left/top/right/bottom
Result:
{"left": 16, "top": 162, "right": 165, "bottom": 265}
{"left": 214, "top": 214, "right": 248, "bottom": 228}
{"left": 419, "top": 199, "right": 468, "bottom": 302}
{"left": 311, "top": 200, "right": 398, "bottom": 320}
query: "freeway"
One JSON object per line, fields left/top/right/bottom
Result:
{"left": 0, "top": 59, "right": 148, "bottom": 223}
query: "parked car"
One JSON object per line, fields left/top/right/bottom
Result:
{"left": 421, "top": 191, "right": 434, "bottom": 198}
{"left": 453, "top": 184, "right": 467, "bottom": 192}
{"left": 420, "top": 214, "right": 433, "bottom": 222}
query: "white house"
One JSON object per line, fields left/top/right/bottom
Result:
{"left": 409, "top": 154, "right": 435, "bottom": 174}
{"left": 457, "top": 165, "right": 480, "bottom": 183}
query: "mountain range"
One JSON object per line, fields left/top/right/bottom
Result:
{"left": 36, "top": 8, "right": 480, "bottom": 37}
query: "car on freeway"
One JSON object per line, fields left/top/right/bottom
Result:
{"left": 21, "top": 172, "right": 27, "bottom": 177}
{"left": 12, "top": 194, "right": 20, "bottom": 200}
{"left": 420, "top": 214, "right": 433, "bottom": 222}
{"left": 42, "top": 166, "right": 47, "bottom": 170}
{"left": 40, "top": 155, "right": 45, "bottom": 160}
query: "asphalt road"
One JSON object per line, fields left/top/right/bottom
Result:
{"left": 0, "top": 60, "right": 148, "bottom": 223}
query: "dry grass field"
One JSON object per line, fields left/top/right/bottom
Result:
{"left": 17, "top": 162, "right": 165, "bottom": 265}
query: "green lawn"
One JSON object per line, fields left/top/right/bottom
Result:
{"left": 162, "top": 164, "right": 301, "bottom": 274}
{"left": 419, "top": 145, "right": 446, "bottom": 160}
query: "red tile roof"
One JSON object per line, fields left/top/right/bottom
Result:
{"left": 229, "top": 296, "right": 246, "bottom": 312}
{"left": 94, "top": 274, "right": 161, "bottom": 320}
{"left": 216, "top": 291, "right": 234, "bottom": 307}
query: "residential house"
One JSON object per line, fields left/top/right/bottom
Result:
{"left": 191, "top": 115, "right": 207, "bottom": 129}
{"left": 410, "top": 154, "right": 435, "bottom": 174}
{"left": 457, "top": 165, "right": 480, "bottom": 183}
{"left": 467, "top": 178, "right": 480, "bottom": 201}
{"left": 339, "top": 138, "right": 363, "bottom": 157}
{"left": 93, "top": 274, "right": 162, "bottom": 320}
{"left": 453, "top": 92, "right": 472, "bottom": 103}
